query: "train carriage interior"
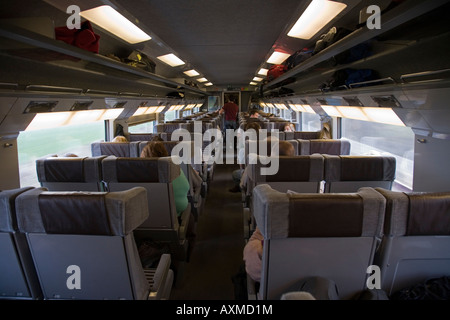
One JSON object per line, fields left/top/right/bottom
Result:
{"left": 0, "top": 0, "right": 450, "bottom": 304}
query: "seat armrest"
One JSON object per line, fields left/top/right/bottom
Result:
{"left": 178, "top": 206, "right": 191, "bottom": 240}
{"left": 147, "top": 253, "right": 173, "bottom": 300}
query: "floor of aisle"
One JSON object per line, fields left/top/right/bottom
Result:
{"left": 169, "top": 163, "right": 245, "bottom": 300}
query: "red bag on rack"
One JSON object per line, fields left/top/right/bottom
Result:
{"left": 267, "top": 64, "right": 287, "bottom": 82}
{"left": 55, "top": 20, "right": 100, "bottom": 53}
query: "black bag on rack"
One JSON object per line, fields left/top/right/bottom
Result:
{"left": 319, "top": 68, "right": 379, "bottom": 91}
{"left": 331, "top": 41, "right": 373, "bottom": 66}
{"left": 284, "top": 48, "right": 313, "bottom": 70}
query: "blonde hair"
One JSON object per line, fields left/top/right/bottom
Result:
{"left": 112, "top": 135, "right": 128, "bottom": 143}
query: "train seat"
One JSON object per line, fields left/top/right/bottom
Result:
{"left": 374, "top": 188, "right": 450, "bottom": 297}
{"left": 91, "top": 141, "right": 140, "bottom": 157}
{"left": 243, "top": 139, "right": 299, "bottom": 166}
{"left": 0, "top": 187, "right": 43, "bottom": 300}
{"left": 284, "top": 131, "right": 321, "bottom": 140}
{"left": 101, "top": 156, "right": 190, "bottom": 265}
{"left": 15, "top": 187, "right": 173, "bottom": 300}
{"left": 297, "top": 139, "right": 351, "bottom": 156}
{"left": 242, "top": 154, "right": 324, "bottom": 239}
{"left": 249, "top": 184, "right": 385, "bottom": 300}
{"left": 126, "top": 133, "right": 169, "bottom": 142}
{"left": 36, "top": 155, "right": 107, "bottom": 192}
{"left": 323, "top": 155, "right": 396, "bottom": 193}
{"left": 138, "top": 140, "right": 206, "bottom": 219}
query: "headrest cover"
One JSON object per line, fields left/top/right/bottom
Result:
{"left": 407, "top": 193, "right": 450, "bottom": 236}
{"left": 116, "top": 158, "right": 159, "bottom": 182}
{"left": 288, "top": 194, "right": 364, "bottom": 237}
{"left": 253, "top": 185, "right": 385, "bottom": 239}
{"left": 310, "top": 140, "right": 342, "bottom": 155}
{"left": 38, "top": 193, "right": 112, "bottom": 235}
{"left": 0, "top": 187, "right": 34, "bottom": 232}
{"left": 43, "top": 158, "right": 85, "bottom": 182}
{"left": 340, "top": 156, "right": 396, "bottom": 181}
{"left": 102, "top": 156, "right": 179, "bottom": 183}
{"left": 16, "top": 187, "right": 148, "bottom": 236}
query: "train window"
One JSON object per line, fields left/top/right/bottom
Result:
{"left": 164, "top": 110, "right": 176, "bottom": 122}
{"left": 301, "top": 112, "right": 321, "bottom": 131}
{"left": 341, "top": 118, "right": 414, "bottom": 191}
{"left": 17, "top": 121, "right": 105, "bottom": 187}
{"left": 128, "top": 121, "right": 155, "bottom": 133}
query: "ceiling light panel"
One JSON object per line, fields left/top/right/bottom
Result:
{"left": 287, "top": 0, "right": 347, "bottom": 40}
{"left": 183, "top": 69, "right": 200, "bottom": 77}
{"left": 267, "top": 51, "right": 290, "bottom": 64}
{"left": 80, "top": 5, "right": 151, "bottom": 44}
{"left": 157, "top": 53, "right": 185, "bottom": 67}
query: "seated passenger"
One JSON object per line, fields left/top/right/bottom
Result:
{"left": 242, "top": 140, "right": 295, "bottom": 282}
{"left": 283, "top": 123, "right": 295, "bottom": 132}
{"left": 140, "top": 141, "right": 197, "bottom": 260}
{"left": 239, "top": 139, "right": 295, "bottom": 191}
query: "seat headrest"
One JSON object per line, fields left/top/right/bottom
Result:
{"left": 16, "top": 187, "right": 148, "bottom": 236}
{"left": 251, "top": 155, "right": 324, "bottom": 182}
{"left": 376, "top": 188, "right": 450, "bottom": 236}
{"left": 36, "top": 156, "right": 105, "bottom": 183}
{"left": 102, "top": 156, "right": 180, "bottom": 183}
{"left": 325, "top": 155, "right": 396, "bottom": 181}
{"left": 0, "top": 187, "right": 35, "bottom": 232}
{"left": 253, "top": 185, "right": 385, "bottom": 239}
{"left": 298, "top": 139, "right": 351, "bottom": 155}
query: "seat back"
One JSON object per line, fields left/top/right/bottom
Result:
{"left": 244, "top": 139, "right": 299, "bottom": 166}
{"left": 252, "top": 184, "right": 385, "bottom": 300}
{"left": 249, "top": 155, "right": 324, "bottom": 194}
{"left": 91, "top": 141, "right": 140, "bottom": 157}
{"left": 374, "top": 188, "right": 450, "bottom": 296}
{"left": 297, "top": 139, "right": 351, "bottom": 155}
{"left": 324, "top": 155, "right": 396, "bottom": 193}
{"left": 15, "top": 187, "right": 169, "bottom": 300}
{"left": 284, "top": 131, "right": 321, "bottom": 141}
{"left": 101, "top": 156, "right": 181, "bottom": 232}
{"left": 126, "top": 133, "right": 169, "bottom": 142}
{"left": 0, "top": 187, "right": 43, "bottom": 299}
{"left": 36, "top": 155, "right": 106, "bottom": 191}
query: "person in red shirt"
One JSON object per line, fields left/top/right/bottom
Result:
{"left": 219, "top": 98, "right": 239, "bottom": 130}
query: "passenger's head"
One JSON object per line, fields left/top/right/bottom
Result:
{"left": 249, "top": 109, "right": 259, "bottom": 118}
{"left": 140, "top": 141, "right": 169, "bottom": 158}
{"left": 61, "top": 152, "right": 78, "bottom": 157}
{"left": 283, "top": 123, "right": 295, "bottom": 132}
{"left": 278, "top": 140, "right": 295, "bottom": 156}
{"left": 112, "top": 135, "right": 128, "bottom": 143}
{"left": 151, "top": 135, "right": 164, "bottom": 142}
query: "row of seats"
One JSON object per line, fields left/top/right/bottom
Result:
{"left": 0, "top": 186, "right": 173, "bottom": 300}
{"left": 242, "top": 154, "right": 396, "bottom": 239}
{"left": 92, "top": 137, "right": 218, "bottom": 183}
{"left": 89, "top": 141, "right": 207, "bottom": 213}
{"left": 248, "top": 184, "right": 450, "bottom": 300}
{"left": 36, "top": 155, "right": 196, "bottom": 284}
{"left": 243, "top": 139, "right": 351, "bottom": 165}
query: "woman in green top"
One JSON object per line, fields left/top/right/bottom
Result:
{"left": 140, "top": 140, "right": 196, "bottom": 260}
{"left": 140, "top": 140, "right": 190, "bottom": 216}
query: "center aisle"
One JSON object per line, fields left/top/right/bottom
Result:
{"left": 169, "top": 163, "right": 245, "bottom": 300}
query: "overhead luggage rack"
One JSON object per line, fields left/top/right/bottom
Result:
{"left": 0, "top": 22, "right": 207, "bottom": 98}
{"left": 262, "top": 0, "right": 450, "bottom": 95}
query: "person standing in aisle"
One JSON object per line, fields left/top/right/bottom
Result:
{"left": 219, "top": 98, "right": 239, "bottom": 130}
